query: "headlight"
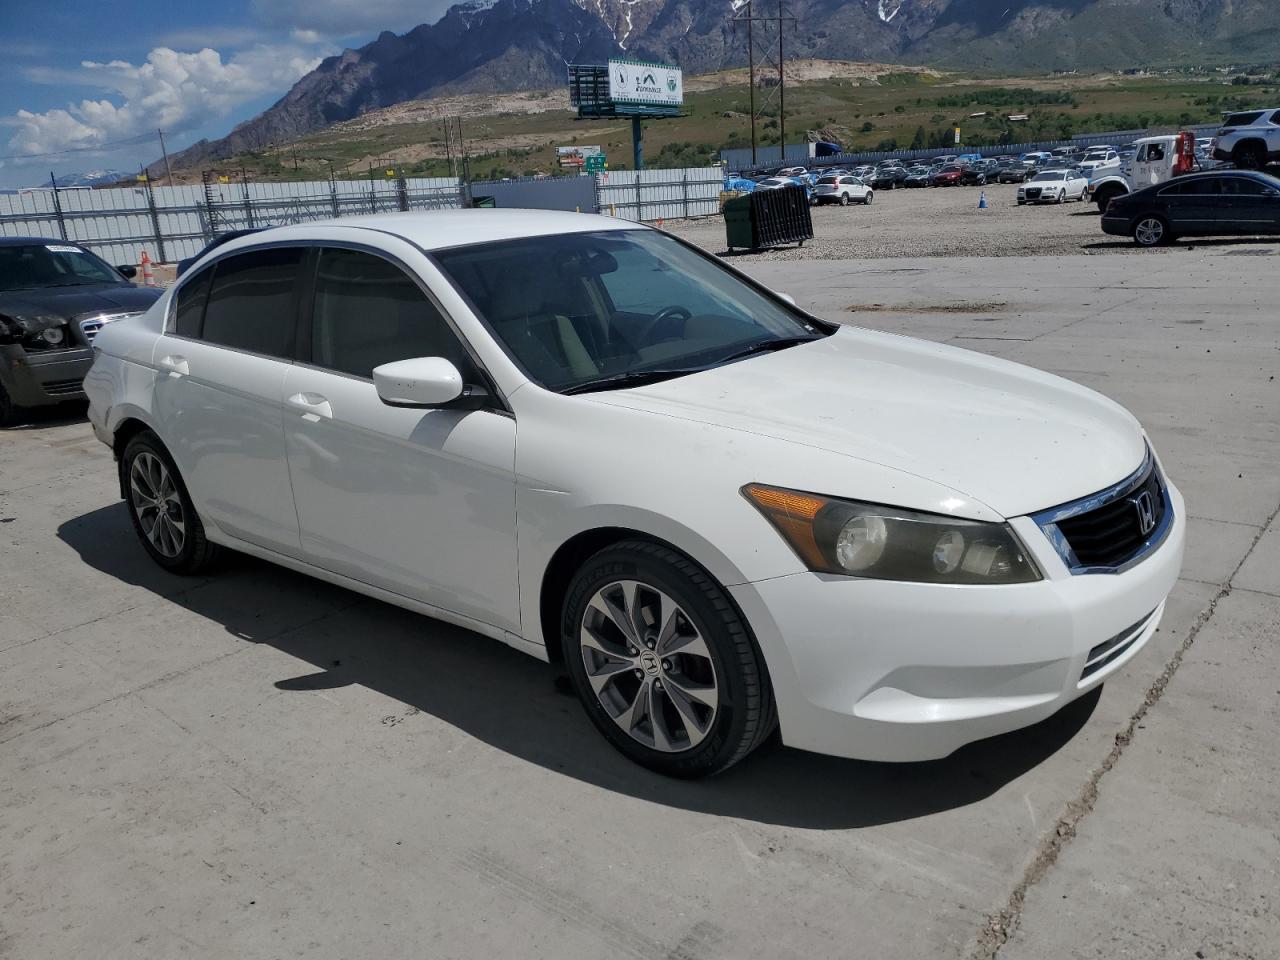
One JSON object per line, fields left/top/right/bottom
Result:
{"left": 742, "top": 484, "right": 1041, "bottom": 584}
{"left": 20, "top": 324, "right": 70, "bottom": 350}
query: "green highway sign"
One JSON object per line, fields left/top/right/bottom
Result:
{"left": 584, "top": 154, "right": 607, "bottom": 172}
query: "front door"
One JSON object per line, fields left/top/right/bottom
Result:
{"left": 282, "top": 246, "right": 519, "bottom": 633}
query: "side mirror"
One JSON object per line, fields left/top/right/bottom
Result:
{"left": 774, "top": 291, "right": 797, "bottom": 306}
{"left": 373, "top": 357, "right": 489, "bottom": 410}
{"left": 118, "top": 265, "right": 137, "bottom": 279}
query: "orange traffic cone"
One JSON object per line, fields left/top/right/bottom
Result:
{"left": 140, "top": 250, "right": 155, "bottom": 286}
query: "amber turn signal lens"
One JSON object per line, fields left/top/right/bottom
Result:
{"left": 741, "top": 483, "right": 830, "bottom": 569}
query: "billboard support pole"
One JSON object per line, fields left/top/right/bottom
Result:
{"left": 632, "top": 116, "right": 644, "bottom": 172}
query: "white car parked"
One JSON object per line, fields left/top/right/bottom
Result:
{"left": 1078, "top": 148, "right": 1121, "bottom": 176}
{"left": 84, "top": 211, "right": 1184, "bottom": 777}
{"left": 811, "top": 174, "right": 873, "bottom": 205}
{"left": 1018, "top": 169, "right": 1090, "bottom": 204}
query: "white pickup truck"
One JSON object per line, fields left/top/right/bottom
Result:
{"left": 1085, "top": 132, "right": 1198, "bottom": 212}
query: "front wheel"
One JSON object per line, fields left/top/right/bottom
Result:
{"left": 562, "top": 540, "right": 777, "bottom": 778}
{"left": 864, "top": 191, "right": 874, "bottom": 205}
{"left": 1133, "top": 215, "right": 1171, "bottom": 247}
{"left": 121, "top": 430, "right": 220, "bottom": 574}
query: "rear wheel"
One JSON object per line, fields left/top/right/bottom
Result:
{"left": 0, "top": 384, "right": 15, "bottom": 428}
{"left": 1233, "top": 141, "right": 1267, "bottom": 171}
{"left": 1133, "top": 215, "right": 1171, "bottom": 247}
{"left": 839, "top": 193, "right": 849, "bottom": 206}
{"left": 121, "top": 430, "right": 220, "bottom": 574}
{"left": 562, "top": 540, "right": 776, "bottom": 778}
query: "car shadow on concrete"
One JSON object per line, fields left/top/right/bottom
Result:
{"left": 3, "top": 400, "right": 88, "bottom": 430}
{"left": 59, "top": 502, "right": 1099, "bottom": 831}
{"left": 1082, "top": 236, "right": 1280, "bottom": 252}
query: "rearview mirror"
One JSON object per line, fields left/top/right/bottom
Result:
{"left": 774, "top": 291, "right": 797, "bottom": 306}
{"left": 118, "top": 265, "right": 137, "bottom": 279}
{"left": 373, "top": 357, "right": 466, "bottom": 408}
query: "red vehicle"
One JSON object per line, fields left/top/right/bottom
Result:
{"left": 929, "top": 164, "right": 965, "bottom": 187}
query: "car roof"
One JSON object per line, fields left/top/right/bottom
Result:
{"left": 223, "top": 209, "right": 638, "bottom": 253}
{"left": 0, "top": 236, "right": 88, "bottom": 247}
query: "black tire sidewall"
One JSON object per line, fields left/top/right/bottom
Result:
{"left": 121, "top": 432, "right": 206, "bottom": 572}
{"left": 561, "top": 542, "right": 767, "bottom": 777}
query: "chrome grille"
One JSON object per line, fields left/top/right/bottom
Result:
{"left": 1033, "top": 450, "right": 1172, "bottom": 575}
{"left": 78, "top": 311, "right": 143, "bottom": 345}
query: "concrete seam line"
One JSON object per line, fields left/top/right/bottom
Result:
{"left": 970, "top": 497, "right": 1280, "bottom": 960}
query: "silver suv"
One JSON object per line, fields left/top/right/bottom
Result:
{"left": 1212, "top": 108, "right": 1280, "bottom": 169}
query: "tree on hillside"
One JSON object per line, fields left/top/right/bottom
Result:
{"left": 910, "top": 125, "right": 927, "bottom": 149}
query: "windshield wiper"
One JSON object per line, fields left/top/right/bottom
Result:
{"left": 562, "top": 368, "right": 704, "bottom": 395}
{"left": 716, "top": 335, "right": 821, "bottom": 365}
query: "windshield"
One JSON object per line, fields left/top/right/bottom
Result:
{"left": 434, "top": 229, "right": 827, "bottom": 393}
{"left": 0, "top": 243, "right": 125, "bottom": 292}
{"left": 1032, "top": 172, "right": 1066, "bottom": 181}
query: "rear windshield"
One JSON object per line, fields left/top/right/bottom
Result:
{"left": 1224, "top": 111, "right": 1265, "bottom": 126}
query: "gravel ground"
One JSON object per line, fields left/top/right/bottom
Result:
{"left": 662, "top": 181, "right": 1280, "bottom": 261}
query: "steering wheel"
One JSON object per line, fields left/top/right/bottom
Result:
{"left": 635, "top": 305, "right": 692, "bottom": 345}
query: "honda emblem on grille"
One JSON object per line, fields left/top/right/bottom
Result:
{"left": 1131, "top": 490, "right": 1156, "bottom": 536}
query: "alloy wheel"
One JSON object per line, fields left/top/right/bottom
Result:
{"left": 129, "top": 451, "right": 186, "bottom": 558}
{"left": 579, "top": 579, "right": 719, "bottom": 753}
{"left": 1134, "top": 217, "right": 1165, "bottom": 246}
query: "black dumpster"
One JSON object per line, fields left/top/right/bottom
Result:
{"left": 724, "top": 186, "right": 814, "bottom": 252}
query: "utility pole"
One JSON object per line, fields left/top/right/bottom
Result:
{"left": 777, "top": 0, "right": 786, "bottom": 159}
{"left": 157, "top": 128, "right": 174, "bottom": 186}
{"left": 747, "top": 1, "right": 756, "bottom": 164}
{"left": 732, "top": 2, "right": 794, "bottom": 167}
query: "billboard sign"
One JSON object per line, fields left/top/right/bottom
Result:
{"left": 608, "top": 59, "right": 683, "bottom": 108}
{"left": 557, "top": 145, "right": 603, "bottom": 168}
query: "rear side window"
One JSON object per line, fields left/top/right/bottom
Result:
{"left": 201, "top": 248, "right": 303, "bottom": 358}
{"left": 1224, "top": 111, "right": 1264, "bottom": 126}
{"left": 309, "top": 248, "right": 471, "bottom": 380}
{"left": 173, "top": 265, "right": 213, "bottom": 337}
{"left": 1222, "top": 177, "right": 1268, "bottom": 196}
{"left": 1271, "top": 111, "right": 1280, "bottom": 125}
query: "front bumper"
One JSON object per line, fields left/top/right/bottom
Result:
{"left": 730, "top": 480, "right": 1185, "bottom": 762}
{"left": 0, "top": 345, "right": 93, "bottom": 407}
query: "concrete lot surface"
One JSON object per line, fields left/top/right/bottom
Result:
{"left": 2, "top": 247, "right": 1278, "bottom": 960}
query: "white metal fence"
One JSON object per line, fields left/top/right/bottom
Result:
{"left": 0, "top": 176, "right": 463, "bottom": 265}
{"left": 596, "top": 168, "right": 723, "bottom": 221}
{"left": 0, "top": 166, "right": 722, "bottom": 265}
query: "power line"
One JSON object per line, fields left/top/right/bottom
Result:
{"left": 0, "top": 130, "right": 158, "bottom": 162}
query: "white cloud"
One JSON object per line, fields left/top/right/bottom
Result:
{"left": 250, "top": 0, "right": 456, "bottom": 37}
{"left": 6, "top": 43, "right": 328, "bottom": 157}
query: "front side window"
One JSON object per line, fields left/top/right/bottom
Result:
{"left": 434, "top": 229, "right": 824, "bottom": 393}
{"left": 201, "top": 247, "right": 303, "bottom": 359}
{"left": 0, "top": 243, "right": 125, "bottom": 293}
{"left": 309, "top": 248, "right": 471, "bottom": 380}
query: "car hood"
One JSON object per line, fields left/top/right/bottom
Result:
{"left": 588, "top": 327, "right": 1146, "bottom": 519}
{"left": 0, "top": 284, "right": 161, "bottom": 334}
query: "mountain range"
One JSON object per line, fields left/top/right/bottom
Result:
{"left": 163, "top": 0, "right": 1280, "bottom": 170}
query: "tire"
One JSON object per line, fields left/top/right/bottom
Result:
{"left": 562, "top": 540, "right": 777, "bottom": 778}
{"left": 864, "top": 191, "right": 873, "bottom": 205}
{"left": 121, "top": 430, "right": 220, "bottom": 574}
{"left": 1233, "top": 141, "right": 1266, "bottom": 171}
{"left": 839, "top": 193, "right": 849, "bottom": 206}
{"left": 0, "top": 384, "right": 15, "bottom": 428}
{"left": 1056, "top": 191, "right": 1065, "bottom": 204}
{"left": 1132, "top": 215, "right": 1171, "bottom": 248}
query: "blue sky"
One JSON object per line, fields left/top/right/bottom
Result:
{"left": 0, "top": 0, "right": 457, "bottom": 187}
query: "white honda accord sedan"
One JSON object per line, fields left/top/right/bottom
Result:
{"left": 84, "top": 210, "right": 1184, "bottom": 777}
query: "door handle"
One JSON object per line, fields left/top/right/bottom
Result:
{"left": 287, "top": 392, "right": 333, "bottom": 421}
{"left": 158, "top": 354, "right": 189, "bottom": 377}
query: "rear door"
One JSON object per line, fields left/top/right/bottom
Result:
{"left": 152, "top": 246, "right": 304, "bottom": 554}
{"left": 282, "top": 244, "right": 519, "bottom": 633}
